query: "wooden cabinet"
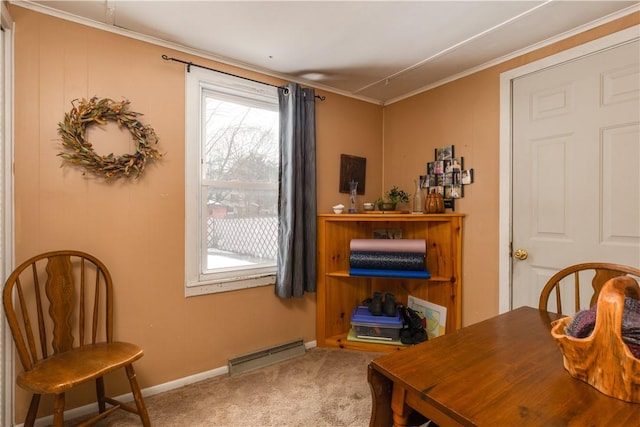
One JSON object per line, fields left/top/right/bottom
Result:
{"left": 316, "top": 213, "right": 463, "bottom": 352}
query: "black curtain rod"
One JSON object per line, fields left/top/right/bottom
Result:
{"left": 161, "top": 55, "right": 325, "bottom": 101}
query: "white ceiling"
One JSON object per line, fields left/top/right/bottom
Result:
{"left": 17, "top": 1, "right": 640, "bottom": 104}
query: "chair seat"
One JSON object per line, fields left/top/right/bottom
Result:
{"left": 17, "top": 342, "right": 144, "bottom": 395}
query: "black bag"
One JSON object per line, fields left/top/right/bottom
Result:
{"left": 400, "top": 306, "right": 428, "bottom": 345}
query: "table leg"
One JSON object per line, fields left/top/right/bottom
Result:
{"left": 367, "top": 364, "right": 393, "bottom": 427}
{"left": 391, "top": 383, "right": 412, "bottom": 427}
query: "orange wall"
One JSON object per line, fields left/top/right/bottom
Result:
{"left": 317, "top": 93, "right": 383, "bottom": 210}
{"left": 383, "top": 13, "right": 639, "bottom": 326}
{"left": 9, "top": 2, "right": 637, "bottom": 422}
{"left": 9, "top": 6, "right": 382, "bottom": 421}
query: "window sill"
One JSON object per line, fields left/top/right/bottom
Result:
{"left": 185, "top": 274, "right": 276, "bottom": 297}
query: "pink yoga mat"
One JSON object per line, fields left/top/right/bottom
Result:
{"left": 349, "top": 239, "right": 426, "bottom": 254}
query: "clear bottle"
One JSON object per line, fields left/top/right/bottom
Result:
{"left": 413, "top": 179, "right": 424, "bottom": 213}
{"left": 349, "top": 180, "right": 358, "bottom": 213}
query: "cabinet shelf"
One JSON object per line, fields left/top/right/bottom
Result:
{"left": 326, "top": 270, "right": 451, "bottom": 282}
{"left": 324, "top": 332, "right": 409, "bottom": 353}
{"left": 317, "top": 213, "right": 463, "bottom": 352}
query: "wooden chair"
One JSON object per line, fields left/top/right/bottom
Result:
{"left": 538, "top": 262, "right": 640, "bottom": 315}
{"left": 2, "top": 250, "right": 151, "bottom": 427}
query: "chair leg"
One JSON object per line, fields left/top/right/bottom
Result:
{"left": 24, "top": 394, "right": 41, "bottom": 427}
{"left": 96, "top": 376, "right": 106, "bottom": 412}
{"left": 52, "top": 393, "right": 65, "bottom": 427}
{"left": 125, "top": 364, "right": 151, "bottom": 427}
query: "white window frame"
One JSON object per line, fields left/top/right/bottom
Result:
{"left": 185, "top": 67, "right": 279, "bottom": 296}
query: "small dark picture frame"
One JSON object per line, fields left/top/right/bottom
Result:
{"left": 339, "top": 154, "right": 366, "bottom": 194}
{"left": 435, "top": 145, "right": 453, "bottom": 161}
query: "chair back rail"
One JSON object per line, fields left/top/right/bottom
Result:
{"left": 539, "top": 262, "right": 640, "bottom": 315}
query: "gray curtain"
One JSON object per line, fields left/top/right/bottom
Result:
{"left": 275, "top": 83, "right": 317, "bottom": 298}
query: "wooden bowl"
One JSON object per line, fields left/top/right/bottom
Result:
{"left": 550, "top": 276, "right": 640, "bottom": 403}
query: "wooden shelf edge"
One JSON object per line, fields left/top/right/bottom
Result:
{"left": 321, "top": 333, "right": 408, "bottom": 353}
{"left": 318, "top": 213, "right": 465, "bottom": 218}
{"left": 326, "top": 271, "right": 450, "bottom": 281}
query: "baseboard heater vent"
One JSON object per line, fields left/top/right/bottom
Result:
{"left": 228, "top": 338, "right": 306, "bottom": 376}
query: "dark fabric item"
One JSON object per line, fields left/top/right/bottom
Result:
{"left": 400, "top": 306, "right": 428, "bottom": 345}
{"left": 275, "top": 83, "right": 317, "bottom": 298}
{"left": 565, "top": 297, "right": 640, "bottom": 358}
{"left": 349, "top": 251, "right": 426, "bottom": 271}
{"left": 566, "top": 308, "right": 597, "bottom": 339}
{"left": 383, "top": 293, "right": 397, "bottom": 317}
{"left": 370, "top": 292, "right": 383, "bottom": 316}
{"left": 622, "top": 297, "right": 640, "bottom": 346}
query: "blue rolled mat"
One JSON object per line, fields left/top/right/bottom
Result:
{"left": 349, "top": 268, "right": 431, "bottom": 279}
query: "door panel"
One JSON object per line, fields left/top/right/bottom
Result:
{"left": 533, "top": 137, "right": 568, "bottom": 235}
{"left": 602, "top": 124, "right": 640, "bottom": 243}
{"left": 512, "top": 40, "right": 640, "bottom": 312}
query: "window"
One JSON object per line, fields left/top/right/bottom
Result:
{"left": 186, "top": 67, "right": 279, "bottom": 296}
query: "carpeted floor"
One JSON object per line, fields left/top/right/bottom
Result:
{"left": 82, "top": 347, "right": 383, "bottom": 427}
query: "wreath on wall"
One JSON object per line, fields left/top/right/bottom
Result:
{"left": 57, "top": 97, "right": 163, "bottom": 179}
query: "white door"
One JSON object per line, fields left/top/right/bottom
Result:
{"left": 511, "top": 39, "right": 640, "bottom": 312}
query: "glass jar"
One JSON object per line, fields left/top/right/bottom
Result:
{"left": 425, "top": 188, "right": 444, "bottom": 214}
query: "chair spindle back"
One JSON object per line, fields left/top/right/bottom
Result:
{"left": 3, "top": 250, "right": 114, "bottom": 372}
{"left": 539, "top": 262, "right": 640, "bottom": 315}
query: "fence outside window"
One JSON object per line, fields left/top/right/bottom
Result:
{"left": 207, "top": 216, "right": 278, "bottom": 262}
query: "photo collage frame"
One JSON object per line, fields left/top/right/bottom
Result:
{"left": 420, "top": 145, "right": 474, "bottom": 210}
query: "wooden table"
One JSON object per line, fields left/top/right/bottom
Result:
{"left": 368, "top": 307, "right": 639, "bottom": 426}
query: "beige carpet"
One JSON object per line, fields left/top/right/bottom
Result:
{"left": 83, "top": 347, "right": 383, "bottom": 427}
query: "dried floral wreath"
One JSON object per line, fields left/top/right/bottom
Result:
{"left": 57, "top": 97, "right": 163, "bottom": 179}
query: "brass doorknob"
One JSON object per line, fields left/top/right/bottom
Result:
{"left": 514, "top": 249, "right": 528, "bottom": 260}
